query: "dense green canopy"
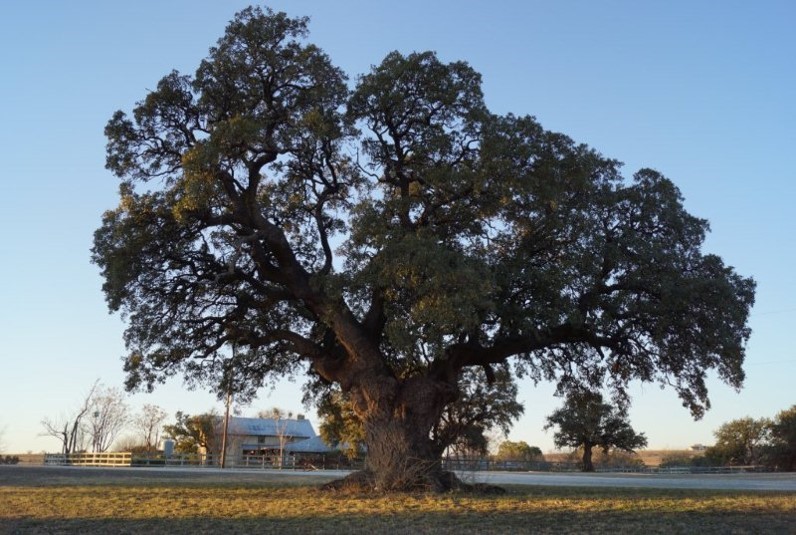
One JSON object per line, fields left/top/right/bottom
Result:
{"left": 767, "top": 405, "right": 796, "bottom": 471}
{"left": 93, "top": 7, "right": 754, "bottom": 489}
{"left": 545, "top": 391, "right": 648, "bottom": 471}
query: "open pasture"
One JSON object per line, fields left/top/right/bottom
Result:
{"left": 1, "top": 466, "right": 794, "bottom": 533}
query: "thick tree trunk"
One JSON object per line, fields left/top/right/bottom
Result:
{"left": 364, "top": 375, "right": 454, "bottom": 491}
{"left": 362, "top": 413, "right": 450, "bottom": 491}
{"left": 313, "top": 321, "right": 504, "bottom": 493}
{"left": 582, "top": 443, "right": 595, "bottom": 472}
{"left": 324, "top": 374, "right": 465, "bottom": 492}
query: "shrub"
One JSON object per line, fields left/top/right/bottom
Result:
{"left": 595, "top": 450, "right": 645, "bottom": 470}
{"left": 659, "top": 452, "right": 695, "bottom": 468}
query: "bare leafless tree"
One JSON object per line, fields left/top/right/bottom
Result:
{"left": 133, "top": 404, "right": 168, "bottom": 452}
{"left": 257, "top": 407, "right": 294, "bottom": 468}
{"left": 86, "top": 385, "right": 129, "bottom": 452}
{"left": 41, "top": 380, "right": 99, "bottom": 454}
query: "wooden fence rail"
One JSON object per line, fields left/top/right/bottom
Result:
{"left": 45, "top": 452, "right": 217, "bottom": 468}
{"left": 44, "top": 452, "right": 132, "bottom": 467}
{"left": 43, "top": 452, "right": 357, "bottom": 470}
{"left": 42, "top": 453, "right": 769, "bottom": 474}
{"left": 441, "top": 457, "right": 770, "bottom": 474}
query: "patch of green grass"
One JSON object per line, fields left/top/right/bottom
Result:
{"left": 1, "top": 477, "right": 794, "bottom": 533}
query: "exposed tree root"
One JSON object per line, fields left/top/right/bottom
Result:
{"left": 320, "top": 469, "right": 506, "bottom": 494}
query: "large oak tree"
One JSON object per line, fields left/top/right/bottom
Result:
{"left": 93, "top": 7, "right": 755, "bottom": 491}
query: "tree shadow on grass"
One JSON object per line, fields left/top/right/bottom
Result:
{"left": 4, "top": 510, "right": 795, "bottom": 535}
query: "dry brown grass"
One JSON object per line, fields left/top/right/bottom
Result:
{"left": 1, "top": 466, "right": 793, "bottom": 534}
{"left": 544, "top": 449, "right": 699, "bottom": 467}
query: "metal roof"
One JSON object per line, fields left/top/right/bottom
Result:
{"left": 283, "top": 435, "right": 337, "bottom": 453}
{"left": 228, "top": 417, "right": 316, "bottom": 438}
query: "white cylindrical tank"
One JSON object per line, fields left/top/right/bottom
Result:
{"left": 162, "top": 439, "right": 175, "bottom": 458}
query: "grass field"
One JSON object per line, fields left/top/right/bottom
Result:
{"left": 1, "top": 467, "right": 794, "bottom": 534}
{"left": 542, "top": 448, "right": 700, "bottom": 467}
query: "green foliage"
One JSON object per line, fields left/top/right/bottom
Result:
{"left": 689, "top": 454, "right": 720, "bottom": 468}
{"left": 434, "top": 366, "right": 524, "bottom": 456}
{"left": 545, "top": 392, "right": 647, "bottom": 471}
{"left": 545, "top": 392, "right": 648, "bottom": 454}
{"left": 163, "top": 412, "right": 221, "bottom": 454}
{"left": 317, "top": 392, "right": 366, "bottom": 460}
{"left": 92, "top": 6, "right": 755, "bottom": 482}
{"left": 705, "top": 416, "right": 771, "bottom": 466}
{"left": 700, "top": 406, "right": 796, "bottom": 471}
{"left": 594, "top": 449, "right": 645, "bottom": 469}
{"left": 766, "top": 405, "right": 796, "bottom": 471}
{"left": 494, "top": 440, "right": 543, "bottom": 462}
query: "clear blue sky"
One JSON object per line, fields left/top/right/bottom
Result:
{"left": 1, "top": 1, "right": 793, "bottom": 454}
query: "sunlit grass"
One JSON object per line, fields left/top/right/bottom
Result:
{"left": 1, "top": 480, "right": 794, "bottom": 533}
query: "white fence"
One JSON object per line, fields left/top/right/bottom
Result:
{"left": 42, "top": 452, "right": 349, "bottom": 470}
{"left": 45, "top": 452, "right": 216, "bottom": 468}
{"left": 44, "top": 452, "right": 132, "bottom": 467}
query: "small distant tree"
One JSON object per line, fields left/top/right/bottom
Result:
{"left": 40, "top": 381, "right": 99, "bottom": 454}
{"left": 163, "top": 411, "right": 221, "bottom": 455}
{"left": 766, "top": 405, "right": 796, "bottom": 471}
{"left": 544, "top": 392, "right": 647, "bottom": 472}
{"left": 705, "top": 417, "right": 771, "bottom": 466}
{"left": 494, "top": 440, "right": 543, "bottom": 462}
{"left": 133, "top": 404, "right": 168, "bottom": 452}
{"left": 86, "top": 385, "right": 129, "bottom": 453}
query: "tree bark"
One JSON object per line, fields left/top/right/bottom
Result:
{"left": 582, "top": 443, "right": 595, "bottom": 472}
{"left": 362, "top": 414, "right": 446, "bottom": 491}
{"left": 324, "top": 374, "right": 464, "bottom": 492}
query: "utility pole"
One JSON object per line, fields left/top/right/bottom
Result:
{"left": 220, "top": 344, "right": 234, "bottom": 469}
{"left": 220, "top": 385, "right": 232, "bottom": 468}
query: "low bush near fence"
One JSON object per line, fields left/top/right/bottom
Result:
{"left": 0, "top": 455, "right": 19, "bottom": 465}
